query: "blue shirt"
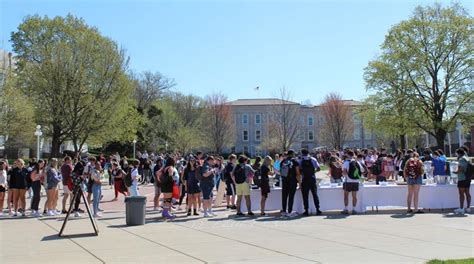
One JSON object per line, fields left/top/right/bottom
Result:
{"left": 431, "top": 157, "right": 446, "bottom": 176}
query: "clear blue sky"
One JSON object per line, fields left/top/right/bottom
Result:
{"left": 1, "top": 0, "right": 471, "bottom": 104}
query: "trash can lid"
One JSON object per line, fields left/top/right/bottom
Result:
{"left": 125, "top": 196, "right": 147, "bottom": 202}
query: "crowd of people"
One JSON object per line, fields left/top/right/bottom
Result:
{"left": 0, "top": 145, "right": 472, "bottom": 220}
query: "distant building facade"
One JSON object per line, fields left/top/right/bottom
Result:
{"left": 227, "top": 98, "right": 377, "bottom": 156}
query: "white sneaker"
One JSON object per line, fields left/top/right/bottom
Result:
{"left": 74, "top": 211, "right": 81, "bottom": 217}
{"left": 54, "top": 210, "right": 61, "bottom": 215}
{"left": 209, "top": 210, "right": 217, "bottom": 216}
{"left": 203, "top": 211, "right": 210, "bottom": 217}
{"left": 12, "top": 212, "right": 18, "bottom": 217}
{"left": 281, "top": 212, "right": 288, "bottom": 217}
{"left": 289, "top": 212, "right": 299, "bottom": 217}
{"left": 0, "top": 212, "right": 4, "bottom": 217}
{"left": 47, "top": 210, "right": 55, "bottom": 216}
{"left": 454, "top": 208, "right": 465, "bottom": 214}
{"left": 93, "top": 213, "right": 102, "bottom": 218}
{"left": 465, "top": 208, "right": 471, "bottom": 213}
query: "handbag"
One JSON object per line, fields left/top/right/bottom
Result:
{"left": 172, "top": 183, "right": 180, "bottom": 199}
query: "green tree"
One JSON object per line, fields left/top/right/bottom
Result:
{"left": 11, "top": 14, "right": 140, "bottom": 156}
{"left": 368, "top": 3, "right": 473, "bottom": 149}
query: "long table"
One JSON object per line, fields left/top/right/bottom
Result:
{"left": 237, "top": 182, "right": 474, "bottom": 213}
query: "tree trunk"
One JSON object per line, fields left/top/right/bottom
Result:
{"left": 434, "top": 128, "right": 447, "bottom": 153}
{"left": 50, "top": 124, "right": 62, "bottom": 158}
{"left": 399, "top": 134, "right": 406, "bottom": 149}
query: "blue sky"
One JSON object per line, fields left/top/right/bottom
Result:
{"left": 1, "top": 0, "right": 471, "bottom": 104}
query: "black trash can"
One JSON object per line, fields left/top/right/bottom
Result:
{"left": 125, "top": 196, "right": 147, "bottom": 226}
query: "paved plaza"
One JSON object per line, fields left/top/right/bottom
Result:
{"left": 0, "top": 183, "right": 473, "bottom": 264}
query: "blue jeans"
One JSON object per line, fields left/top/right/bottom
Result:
{"left": 129, "top": 182, "right": 139, "bottom": 196}
{"left": 92, "top": 183, "right": 102, "bottom": 215}
{"left": 200, "top": 181, "right": 214, "bottom": 200}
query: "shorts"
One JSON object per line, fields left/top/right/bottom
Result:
{"left": 154, "top": 184, "right": 161, "bottom": 195}
{"left": 200, "top": 181, "right": 214, "bottom": 200}
{"left": 407, "top": 176, "right": 422, "bottom": 185}
{"left": 0, "top": 186, "right": 5, "bottom": 192}
{"left": 343, "top": 182, "right": 359, "bottom": 192}
{"left": 226, "top": 181, "right": 236, "bottom": 196}
{"left": 161, "top": 182, "right": 173, "bottom": 193}
{"left": 87, "top": 179, "right": 94, "bottom": 193}
{"left": 236, "top": 182, "right": 250, "bottom": 196}
{"left": 260, "top": 181, "right": 270, "bottom": 198}
{"left": 458, "top": 180, "right": 471, "bottom": 188}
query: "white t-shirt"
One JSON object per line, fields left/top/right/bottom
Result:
{"left": 0, "top": 170, "right": 7, "bottom": 186}
{"left": 343, "top": 159, "right": 360, "bottom": 183}
{"left": 131, "top": 168, "right": 139, "bottom": 185}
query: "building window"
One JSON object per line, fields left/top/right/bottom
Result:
{"left": 308, "top": 116, "right": 314, "bottom": 126}
{"left": 242, "top": 114, "right": 248, "bottom": 125}
{"left": 243, "top": 146, "right": 249, "bottom": 154}
{"left": 243, "top": 130, "right": 249, "bottom": 141}
{"left": 300, "top": 130, "right": 305, "bottom": 141}
{"left": 255, "top": 130, "right": 261, "bottom": 141}
{"left": 255, "top": 114, "right": 261, "bottom": 124}
{"left": 308, "top": 131, "right": 314, "bottom": 141}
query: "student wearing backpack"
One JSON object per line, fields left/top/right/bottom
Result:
{"left": 231, "top": 155, "right": 255, "bottom": 216}
{"left": 403, "top": 150, "right": 424, "bottom": 214}
{"left": 299, "top": 149, "right": 322, "bottom": 216}
{"left": 342, "top": 150, "right": 361, "bottom": 215}
{"left": 371, "top": 152, "right": 385, "bottom": 185}
{"left": 224, "top": 154, "right": 237, "bottom": 210}
{"left": 454, "top": 148, "right": 471, "bottom": 214}
{"left": 329, "top": 156, "right": 343, "bottom": 183}
{"left": 280, "top": 150, "right": 301, "bottom": 218}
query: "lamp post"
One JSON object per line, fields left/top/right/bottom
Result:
{"left": 456, "top": 121, "right": 463, "bottom": 148}
{"left": 34, "top": 125, "right": 43, "bottom": 159}
{"left": 133, "top": 139, "right": 137, "bottom": 159}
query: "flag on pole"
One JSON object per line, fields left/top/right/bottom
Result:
{"left": 254, "top": 86, "right": 259, "bottom": 91}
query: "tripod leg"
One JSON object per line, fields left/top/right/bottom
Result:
{"left": 81, "top": 191, "right": 99, "bottom": 235}
{"left": 58, "top": 187, "right": 79, "bottom": 237}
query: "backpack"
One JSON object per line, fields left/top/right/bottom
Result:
{"left": 464, "top": 159, "right": 473, "bottom": 180}
{"left": 370, "top": 157, "right": 383, "bottom": 175}
{"left": 405, "top": 159, "right": 421, "bottom": 179}
{"left": 234, "top": 164, "right": 246, "bottom": 184}
{"left": 280, "top": 160, "right": 291, "bottom": 178}
{"left": 124, "top": 169, "right": 132, "bottom": 187}
{"left": 301, "top": 159, "right": 315, "bottom": 180}
{"left": 348, "top": 160, "right": 361, "bottom": 180}
{"left": 195, "top": 165, "right": 203, "bottom": 181}
{"left": 252, "top": 165, "right": 262, "bottom": 187}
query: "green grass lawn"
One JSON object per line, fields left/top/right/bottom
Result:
{"left": 427, "top": 259, "right": 474, "bottom": 264}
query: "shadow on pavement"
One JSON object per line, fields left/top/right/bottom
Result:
{"left": 41, "top": 233, "right": 98, "bottom": 241}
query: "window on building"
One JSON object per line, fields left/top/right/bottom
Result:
{"left": 255, "top": 130, "right": 261, "bottom": 141}
{"left": 243, "top": 130, "right": 249, "bottom": 141}
{"left": 308, "top": 131, "right": 314, "bottom": 141}
{"left": 308, "top": 116, "right": 314, "bottom": 126}
{"left": 300, "top": 130, "right": 305, "bottom": 141}
{"left": 242, "top": 114, "right": 248, "bottom": 124}
{"left": 255, "top": 114, "right": 261, "bottom": 124}
{"left": 243, "top": 146, "right": 249, "bottom": 154}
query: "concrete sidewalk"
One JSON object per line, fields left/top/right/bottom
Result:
{"left": 0, "top": 185, "right": 473, "bottom": 263}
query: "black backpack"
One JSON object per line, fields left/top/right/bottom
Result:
{"left": 124, "top": 169, "right": 132, "bottom": 187}
{"left": 370, "top": 157, "right": 383, "bottom": 175}
{"left": 465, "top": 160, "right": 473, "bottom": 180}
{"left": 301, "top": 158, "right": 315, "bottom": 180}
{"left": 252, "top": 165, "right": 261, "bottom": 187}
{"left": 234, "top": 164, "right": 246, "bottom": 184}
{"left": 348, "top": 160, "right": 362, "bottom": 180}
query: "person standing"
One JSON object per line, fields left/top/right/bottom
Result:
{"left": 299, "top": 149, "right": 322, "bottom": 216}
{"left": 200, "top": 156, "right": 217, "bottom": 217}
{"left": 403, "top": 150, "right": 424, "bottom": 214}
{"left": 129, "top": 160, "right": 141, "bottom": 196}
{"left": 160, "top": 157, "right": 177, "bottom": 220}
{"left": 231, "top": 155, "right": 255, "bottom": 216}
{"left": 224, "top": 155, "right": 237, "bottom": 209}
{"left": 153, "top": 157, "right": 163, "bottom": 211}
{"left": 111, "top": 162, "right": 128, "bottom": 200}
{"left": 10, "top": 159, "right": 29, "bottom": 217}
{"left": 454, "top": 148, "right": 471, "bottom": 214}
{"left": 0, "top": 161, "right": 8, "bottom": 216}
{"left": 259, "top": 156, "right": 273, "bottom": 216}
{"left": 342, "top": 150, "right": 361, "bottom": 215}
{"left": 91, "top": 162, "right": 103, "bottom": 217}
{"left": 328, "top": 156, "right": 343, "bottom": 183}
{"left": 183, "top": 157, "right": 200, "bottom": 216}
{"left": 280, "top": 150, "right": 301, "bottom": 218}
{"left": 30, "top": 160, "right": 46, "bottom": 217}
{"left": 46, "top": 159, "right": 61, "bottom": 216}
{"left": 431, "top": 151, "right": 446, "bottom": 177}
{"left": 61, "top": 156, "right": 74, "bottom": 214}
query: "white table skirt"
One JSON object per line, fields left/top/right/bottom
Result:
{"left": 236, "top": 182, "right": 474, "bottom": 213}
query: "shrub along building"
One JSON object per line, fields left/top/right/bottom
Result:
{"left": 227, "top": 98, "right": 377, "bottom": 157}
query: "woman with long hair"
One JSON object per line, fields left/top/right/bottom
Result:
{"left": 260, "top": 156, "right": 273, "bottom": 216}
{"left": 10, "top": 159, "right": 29, "bottom": 216}
{"left": 160, "top": 157, "right": 177, "bottom": 220}
{"left": 184, "top": 157, "right": 200, "bottom": 216}
{"left": 404, "top": 151, "right": 424, "bottom": 214}
{"left": 46, "top": 159, "right": 61, "bottom": 216}
{"left": 30, "top": 159, "right": 46, "bottom": 217}
{"left": 454, "top": 148, "right": 471, "bottom": 214}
